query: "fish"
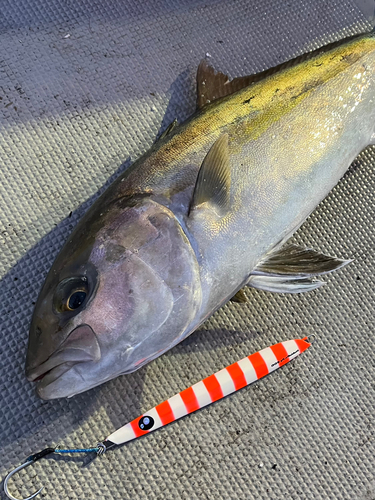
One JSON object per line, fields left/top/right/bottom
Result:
{"left": 25, "top": 32, "right": 375, "bottom": 399}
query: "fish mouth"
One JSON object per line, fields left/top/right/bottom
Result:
{"left": 26, "top": 324, "right": 101, "bottom": 399}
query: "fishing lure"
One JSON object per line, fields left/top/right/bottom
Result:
{"left": 4, "top": 337, "right": 312, "bottom": 500}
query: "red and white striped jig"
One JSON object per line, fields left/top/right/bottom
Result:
{"left": 105, "top": 336, "right": 311, "bottom": 445}
{"left": 4, "top": 337, "right": 312, "bottom": 500}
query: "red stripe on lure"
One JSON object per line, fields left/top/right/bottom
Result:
{"left": 106, "top": 337, "right": 312, "bottom": 446}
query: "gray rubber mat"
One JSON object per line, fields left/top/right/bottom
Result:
{"left": 0, "top": 1, "right": 374, "bottom": 499}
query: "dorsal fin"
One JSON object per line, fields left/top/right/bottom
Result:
{"left": 159, "top": 118, "right": 179, "bottom": 140}
{"left": 196, "top": 60, "right": 255, "bottom": 109}
{"left": 189, "top": 134, "right": 230, "bottom": 215}
{"left": 196, "top": 35, "right": 363, "bottom": 110}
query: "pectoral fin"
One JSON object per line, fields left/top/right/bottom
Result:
{"left": 248, "top": 275, "right": 325, "bottom": 294}
{"left": 253, "top": 244, "right": 352, "bottom": 277}
{"left": 189, "top": 134, "right": 231, "bottom": 216}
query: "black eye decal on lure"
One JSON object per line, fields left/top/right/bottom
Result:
{"left": 138, "top": 416, "right": 154, "bottom": 431}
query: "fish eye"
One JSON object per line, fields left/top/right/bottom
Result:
{"left": 67, "top": 290, "right": 87, "bottom": 310}
{"left": 53, "top": 276, "right": 90, "bottom": 314}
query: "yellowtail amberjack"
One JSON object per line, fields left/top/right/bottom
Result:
{"left": 26, "top": 33, "right": 375, "bottom": 399}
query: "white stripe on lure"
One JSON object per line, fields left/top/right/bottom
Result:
{"left": 4, "top": 337, "right": 312, "bottom": 500}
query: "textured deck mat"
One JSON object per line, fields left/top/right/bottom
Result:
{"left": 0, "top": 1, "right": 374, "bottom": 499}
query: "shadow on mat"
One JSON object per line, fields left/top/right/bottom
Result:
{"left": 0, "top": 60, "right": 198, "bottom": 457}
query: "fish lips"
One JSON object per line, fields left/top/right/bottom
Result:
{"left": 26, "top": 324, "right": 101, "bottom": 399}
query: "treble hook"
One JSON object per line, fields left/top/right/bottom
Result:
{"left": 4, "top": 448, "right": 56, "bottom": 500}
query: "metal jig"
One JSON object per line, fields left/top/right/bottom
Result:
{"left": 3, "top": 336, "right": 313, "bottom": 500}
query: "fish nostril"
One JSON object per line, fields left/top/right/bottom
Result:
{"left": 35, "top": 326, "right": 42, "bottom": 338}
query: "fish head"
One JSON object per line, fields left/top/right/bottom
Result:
{"left": 26, "top": 196, "right": 201, "bottom": 399}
